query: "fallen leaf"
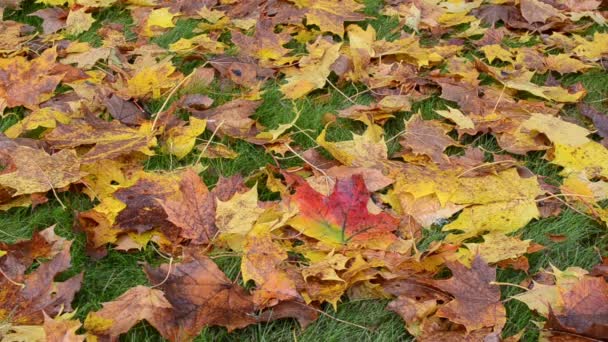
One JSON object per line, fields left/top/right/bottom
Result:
{"left": 433, "top": 256, "right": 506, "bottom": 332}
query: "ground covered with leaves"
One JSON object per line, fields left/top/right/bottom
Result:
{"left": 1, "top": 0, "right": 608, "bottom": 341}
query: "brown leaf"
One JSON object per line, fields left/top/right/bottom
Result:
{"left": 103, "top": 93, "right": 149, "bottom": 126}
{"left": 30, "top": 8, "right": 67, "bottom": 34}
{"left": 579, "top": 103, "right": 608, "bottom": 142}
{"left": 545, "top": 276, "right": 608, "bottom": 340}
{"left": 44, "top": 114, "right": 156, "bottom": 163}
{"left": 190, "top": 99, "right": 261, "bottom": 139}
{"left": 520, "top": 0, "right": 563, "bottom": 24}
{"left": 144, "top": 250, "right": 260, "bottom": 339}
{"left": 0, "top": 241, "right": 82, "bottom": 325}
{"left": 0, "top": 48, "right": 64, "bottom": 109}
{"left": 433, "top": 256, "right": 506, "bottom": 332}
{"left": 400, "top": 114, "right": 458, "bottom": 164}
{"left": 160, "top": 169, "right": 216, "bottom": 244}
{"left": 43, "top": 312, "right": 85, "bottom": 342}
{"left": 84, "top": 286, "right": 173, "bottom": 339}
{"left": 0, "top": 145, "right": 81, "bottom": 197}
{"left": 114, "top": 174, "right": 181, "bottom": 234}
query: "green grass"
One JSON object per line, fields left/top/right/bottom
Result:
{"left": 1, "top": 1, "right": 607, "bottom": 341}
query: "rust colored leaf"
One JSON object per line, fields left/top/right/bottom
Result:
{"left": 432, "top": 256, "right": 506, "bottom": 332}
{"left": 0, "top": 241, "right": 82, "bottom": 325}
{"left": 84, "top": 286, "right": 173, "bottom": 339}
{"left": 160, "top": 169, "right": 214, "bottom": 244}
{"left": 545, "top": 276, "right": 608, "bottom": 340}
{"left": 143, "top": 250, "right": 261, "bottom": 339}
{"left": 0, "top": 48, "right": 64, "bottom": 109}
{"left": 400, "top": 114, "right": 458, "bottom": 164}
{"left": 44, "top": 115, "right": 156, "bottom": 163}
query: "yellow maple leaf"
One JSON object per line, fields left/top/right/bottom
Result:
{"left": 280, "top": 38, "right": 342, "bottom": 99}
{"left": 162, "top": 117, "right": 207, "bottom": 159}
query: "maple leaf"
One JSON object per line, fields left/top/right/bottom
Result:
{"left": 190, "top": 99, "right": 261, "bottom": 139}
{"left": 0, "top": 48, "right": 64, "bottom": 109}
{"left": 216, "top": 186, "right": 265, "bottom": 251}
{"left": 399, "top": 114, "right": 458, "bottom": 164}
{"left": 232, "top": 20, "right": 296, "bottom": 67}
{"left": 242, "top": 233, "right": 300, "bottom": 306}
{"left": 160, "top": 169, "right": 246, "bottom": 244}
{"left": 280, "top": 37, "right": 342, "bottom": 99}
{"left": 30, "top": 7, "right": 68, "bottom": 34}
{"left": 0, "top": 145, "right": 81, "bottom": 196}
{"left": 113, "top": 171, "right": 182, "bottom": 234}
{"left": 290, "top": 0, "right": 366, "bottom": 37}
{"left": 287, "top": 175, "right": 399, "bottom": 248}
{"left": 545, "top": 276, "right": 608, "bottom": 340}
{"left": 44, "top": 115, "right": 157, "bottom": 163}
{"left": 143, "top": 250, "right": 260, "bottom": 339}
{"left": 43, "top": 312, "right": 85, "bottom": 342}
{"left": 84, "top": 286, "right": 173, "bottom": 339}
{"left": 316, "top": 119, "right": 388, "bottom": 169}
{"left": 162, "top": 117, "right": 207, "bottom": 159}
{"left": 65, "top": 7, "right": 95, "bottom": 35}
{"left": 520, "top": 0, "right": 564, "bottom": 24}
{"left": 0, "top": 240, "right": 82, "bottom": 325}
{"left": 433, "top": 256, "right": 506, "bottom": 332}
{"left": 118, "top": 55, "right": 183, "bottom": 100}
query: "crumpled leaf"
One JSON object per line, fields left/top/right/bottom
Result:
{"left": 162, "top": 117, "right": 207, "bottom": 159}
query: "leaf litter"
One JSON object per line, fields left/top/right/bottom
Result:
{"left": 0, "top": 0, "right": 608, "bottom": 340}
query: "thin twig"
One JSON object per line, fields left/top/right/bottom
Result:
{"left": 300, "top": 303, "right": 372, "bottom": 331}
{"left": 283, "top": 143, "right": 329, "bottom": 178}
{"left": 193, "top": 120, "right": 224, "bottom": 166}
{"left": 150, "top": 257, "right": 173, "bottom": 289}
{"left": 150, "top": 67, "right": 201, "bottom": 133}
{"left": 456, "top": 160, "right": 519, "bottom": 178}
{"left": 490, "top": 281, "right": 530, "bottom": 291}
{"left": 325, "top": 78, "right": 357, "bottom": 105}
{"left": 0, "top": 267, "right": 25, "bottom": 288}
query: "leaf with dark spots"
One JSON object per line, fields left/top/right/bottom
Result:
{"left": 0, "top": 48, "right": 64, "bottom": 109}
